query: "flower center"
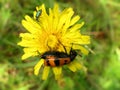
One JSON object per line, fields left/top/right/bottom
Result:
{"left": 46, "top": 34, "right": 58, "bottom": 50}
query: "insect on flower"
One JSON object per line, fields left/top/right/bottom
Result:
{"left": 36, "top": 10, "right": 42, "bottom": 20}
{"left": 18, "top": 4, "right": 91, "bottom": 80}
{"left": 41, "top": 44, "right": 77, "bottom": 67}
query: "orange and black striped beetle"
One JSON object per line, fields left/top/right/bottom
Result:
{"left": 41, "top": 48, "right": 77, "bottom": 67}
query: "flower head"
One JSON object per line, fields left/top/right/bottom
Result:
{"left": 18, "top": 4, "right": 90, "bottom": 80}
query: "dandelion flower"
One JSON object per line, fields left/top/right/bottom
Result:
{"left": 18, "top": 4, "right": 90, "bottom": 80}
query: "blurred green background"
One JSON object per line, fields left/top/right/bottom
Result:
{"left": 0, "top": 0, "right": 120, "bottom": 90}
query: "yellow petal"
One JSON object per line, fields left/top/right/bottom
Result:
{"left": 72, "top": 61, "right": 82, "bottom": 70}
{"left": 37, "top": 4, "right": 49, "bottom": 31}
{"left": 34, "top": 59, "right": 44, "bottom": 75}
{"left": 52, "top": 67, "right": 62, "bottom": 80}
{"left": 70, "top": 15, "right": 80, "bottom": 26}
{"left": 62, "top": 9, "right": 74, "bottom": 31}
{"left": 42, "top": 66, "right": 50, "bottom": 80}
{"left": 57, "top": 8, "right": 73, "bottom": 31}
{"left": 82, "top": 66, "right": 87, "bottom": 73}
{"left": 52, "top": 4, "right": 59, "bottom": 32}
{"left": 67, "top": 62, "right": 77, "bottom": 72}
{"left": 18, "top": 40, "right": 37, "bottom": 47}
{"left": 81, "top": 35, "right": 90, "bottom": 44}
{"left": 74, "top": 35, "right": 90, "bottom": 45}
{"left": 17, "top": 32, "right": 40, "bottom": 47}
{"left": 22, "top": 53, "right": 34, "bottom": 60}
{"left": 22, "top": 15, "right": 41, "bottom": 34}
{"left": 69, "top": 22, "right": 84, "bottom": 32}
{"left": 23, "top": 47, "right": 38, "bottom": 52}
{"left": 33, "top": 11, "right": 37, "bottom": 19}
{"left": 73, "top": 45, "right": 89, "bottom": 55}
{"left": 48, "top": 9, "right": 53, "bottom": 31}
{"left": 41, "top": 4, "right": 48, "bottom": 16}
{"left": 21, "top": 48, "right": 38, "bottom": 60}
{"left": 19, "top": 33, "right": 34, "bottom": 39}
{"left": 53, "top": 3, "right": 59, "bottom": 15}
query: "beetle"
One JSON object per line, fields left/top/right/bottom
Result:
{"left": 36, "top": 10, "right": 42, "bottom": 21}
{"left": 41, "top": 46, "right": 77, "bottom": 67}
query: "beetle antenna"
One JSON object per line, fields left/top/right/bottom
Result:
{"left": 47, "top": 42, "right": 52, "bottom": 51}
{"left": 58, "top": 40, "right": 67, "bottom": 53}
{"left": 70, "top": 43, "right": 74, "bottom": 55}
{"left": 70, "top": 43, "right": 73, "bottom": 51}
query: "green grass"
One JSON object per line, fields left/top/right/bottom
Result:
{"left": 0, "top": 0, "right": 120, "bottom": 90}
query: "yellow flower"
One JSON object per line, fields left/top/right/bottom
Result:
{"left": 18, "top": 4, "right": 90, "bottom": 80}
